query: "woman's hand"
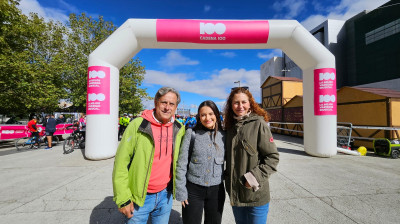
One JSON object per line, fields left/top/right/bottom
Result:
{"left": 181, "top": 200, "right": 189, "bottom": 208}
{"left": 118, "top": 202, "right": 134, "bottom": 218}
{"left": 245, "top": 181, "right": 252, "bottom": 189}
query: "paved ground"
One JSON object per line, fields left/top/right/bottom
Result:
{"left": 0, "top": 134, "right": 399, "bottom": 224}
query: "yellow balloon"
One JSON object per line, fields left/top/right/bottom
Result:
{"left": 357, "top": 146, "right": 367, "bottom": 156}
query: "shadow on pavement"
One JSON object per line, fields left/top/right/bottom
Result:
{"left": 169, "top": 209, "right": 183, "bottom": 224}
{"left": 79, "top": 145, "right": 89, "bottom": 160}
{"left": 90, "top": 197, "right": 183, "bottom": 224}
{"left": 277, "top": 147, "right": 309, "bottom": 157}
{"left": 90, "top": 196, "right": 124, "bottom": 224}
{"left": 273, "top": 134, "right": 304, "bottom": 144}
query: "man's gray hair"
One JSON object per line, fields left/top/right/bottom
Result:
{"left": 154, "top": 87, "right": 181, "bottom": 104}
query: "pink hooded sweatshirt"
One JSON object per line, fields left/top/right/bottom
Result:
{"left": 141, "top": 109, "right": 174, "bottom": 193}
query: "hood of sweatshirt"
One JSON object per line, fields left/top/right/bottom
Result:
{"left": 141, "top": 109, "right": 174, "bottom": 127}
{"left": 141, "top": 109, "right": 175, "bottom": 192}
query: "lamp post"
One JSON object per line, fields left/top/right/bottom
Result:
{"left": 234, "top": 81, "right": 241, "bottom": 88}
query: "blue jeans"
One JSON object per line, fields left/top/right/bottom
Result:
{"left": 232, "top": 202, "right": 270, "bottom": 224}
{"left": 125, "top": 188, "right": 173, "bottom": 224}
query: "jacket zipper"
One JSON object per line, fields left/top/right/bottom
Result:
{"left": 230, "top": 125, "right": 241, "bottom": 206}
{"left": 142, "top": 142, "right": 155, "bottom": 198}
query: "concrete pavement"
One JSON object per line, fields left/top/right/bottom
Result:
{"left": 0, "top": 134, "right": 399, "bottom": 224}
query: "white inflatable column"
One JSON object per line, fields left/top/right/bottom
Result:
{"left": 86, "top": 21, "right": 141, "bottom": 160}
{"left": 268, "top": 21, "right": 337, "bottom": 157}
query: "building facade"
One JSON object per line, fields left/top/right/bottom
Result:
{"left": 261, "top": 0, "right": 400, "bottom": 91}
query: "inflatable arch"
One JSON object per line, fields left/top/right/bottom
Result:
{"left": 86, "top": 19, "right": 337, "bottom": 160}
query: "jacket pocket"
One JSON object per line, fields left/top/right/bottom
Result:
{"left": 241, "top": 139, "right": 257, "bottom": 156}
{"left": 238, "top": 177, "right": 266, "bottom": 203}
{"left": 213, "top": 157, "right": 224, "bottom": 177}
{"left": 188, "top": 157, "right": 204, "bottom": 177}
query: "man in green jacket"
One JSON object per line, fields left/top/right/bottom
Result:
{"left": 112, "top": 87, "right": 185, "bottom": 223}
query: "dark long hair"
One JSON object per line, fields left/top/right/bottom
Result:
{"left": 193, "top": 100, "right": 222, "bottom": 147}
{"left": 223, "top": 87, "right": 269, "bottom": 129}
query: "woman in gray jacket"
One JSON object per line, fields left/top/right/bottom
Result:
{"left": 176, "top": 100, "right": 225, "bottom": 224}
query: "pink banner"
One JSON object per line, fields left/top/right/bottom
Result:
{"left": 0, "top": 124, "right": 74, "bottom": 140}
{"left": 314, "top": 68, "right": 337, "bottom": 116}
{"left": 157, "top": 19, "right": 269, "bottom": 44}
{"left": 87, "top": 66, "right": 110, "bottom": 115}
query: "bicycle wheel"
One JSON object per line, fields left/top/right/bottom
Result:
{"left": 63, "top": 136, "right": 76, "bottom": 154}
{"left": 15, "top": 138, "right": 29, "bottom": 151}
{"left": 31, "top": 138, "right": 41, "bottom": 149}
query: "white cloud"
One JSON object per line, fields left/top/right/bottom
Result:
{"left": 141, "top": 98, "right": 155, "bottom": 110}
{"left": 301, "top": 0, "right": 390, "bottom": 30}
{"left": 257, "top": 49, "right": 282, "bottom": 60}
{"left": 158, "top": 50, "right": 200, "bottom": 67}
{"left": 204, "top": 5, "right": 211, "bottom": 12}
{"left": 220, "top": 52, "right": 237, "bottom": 58}
{"left": 273, "top": 0, "right": 307, "bottom": 19}
{"left": 144, "top": 68, "right": 262, "bottom": 101}
{"left": 58, "top": 0, "right": 79, "bottom": 13}
{"left": 18, "top": 0, "right": 70, "bottom": 23}
{"left": 301, "top": 15, "right": 328, "bottom": 31}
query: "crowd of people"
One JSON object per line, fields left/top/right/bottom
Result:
{"left": 113, "top": 86, "right": 279, "bottom": 224}
{"left": 25, "top": 113, "right": 86, "bottom": 150}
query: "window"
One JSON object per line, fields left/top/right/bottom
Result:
{"left": 365, "top": 18, "right": 400, "bottom": 45}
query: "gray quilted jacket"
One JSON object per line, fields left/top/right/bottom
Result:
{"left": 175, "top": 128, "right": 226, "bottom": 201}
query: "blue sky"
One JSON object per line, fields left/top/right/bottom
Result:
{"left": 17, "top": 0, "right": 389, "bottom": 113}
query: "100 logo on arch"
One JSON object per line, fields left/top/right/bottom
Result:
{"left": 200, "top": 22, "right": 227, "bottom": 41}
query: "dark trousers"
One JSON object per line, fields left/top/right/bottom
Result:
{"left": 182, "top": 181, "right": 225, "bottom": 224}
{"left": 31, "top": 132, "right": 40, "bottom": 144}
{"left": 118, "top": 125, "right": 126, "bottom": 139}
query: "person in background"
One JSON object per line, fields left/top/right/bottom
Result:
{"left": 45, "top": 114, "right": 57, "bottom": 149}
{"left": 118, "top": 113, "right": 130, "bottom": 140}
{"left": 176, "top": 115, "right": 184, "bottom": 124}
{"left": 223, "top": 87, "right": 279, "bottom": 224}
{"left": 57, "top": 114, "right": 65, "bottom": 124}
{"left": 42, "top": 114, "right": 50, "bottom": 127}
{"left": 185, "top": 114, "right": 196, "bottom": 129}
{"left": 112, "top": 87, "right": 185, "bottom": 224}
{"left": 176, "top": 100, "right": 226, "bottom": 224}
{"left": 129, "top": 113, "right": 135, "bottom": 122}
{"left": 79, "top": 114, "right": 86, "bottom": 140}
{"left": 27, "top": 116, "right": 40, "bottom": 148}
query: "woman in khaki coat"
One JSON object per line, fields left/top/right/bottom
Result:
{"left": 223, "top": 87, "right": 279, "bottom": 224}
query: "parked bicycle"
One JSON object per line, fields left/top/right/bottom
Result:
{"left": 63, "top": 124, "right": 85, "bottom": 154}
{"left": 15, "top": 128, "right": 59, "bottom": 151}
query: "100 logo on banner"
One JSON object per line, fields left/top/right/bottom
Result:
{"left": 200, "top": 23, "right": 226, "bottom": 40}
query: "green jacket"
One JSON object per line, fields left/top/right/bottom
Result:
{"left": 112, "top": 117, "right": 185, "bottom": 208}
{"left": 225, "top": 114, "right": 279, "bottom": 206}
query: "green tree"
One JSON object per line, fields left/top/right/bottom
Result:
{"left": 0, "top": 0, "right": 67, "bottom": 115}
{"left": 119, "top": 58, "right": 148, "bottom": 114}
{"left": 0, "top": 2, "right": 148, "bottom": 117}
{"left": 63, "top": 13, "right": 148, "bottom": 114}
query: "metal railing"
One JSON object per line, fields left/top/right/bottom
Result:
{"left": 269, "top": 121, "right": 400, "bottom": 147}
